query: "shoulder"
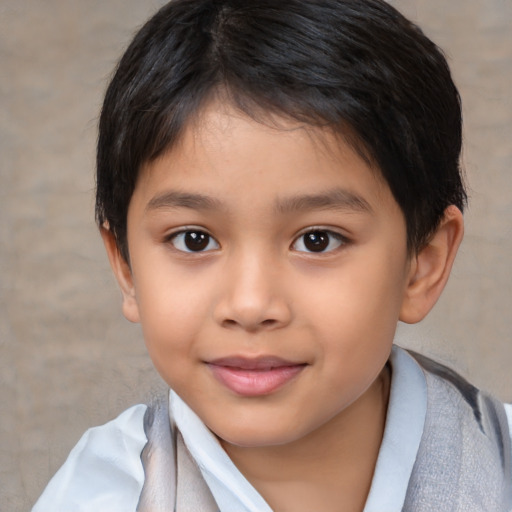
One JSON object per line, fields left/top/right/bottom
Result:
{"left": 402, "top": 349, "right": 512, "bottom": 510}
{"left": 407, "top": 349, "right": 510, "bottom": 441}
{"left": 32, "top": 404, "right": 148, "bottom": 512}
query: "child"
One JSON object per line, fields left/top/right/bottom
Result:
{"left": 33, "top": 0, "right": 512, "bottom": 510}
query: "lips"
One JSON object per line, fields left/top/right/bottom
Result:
{"left": 207, "top": 356, "right": 306, "bottom": 396}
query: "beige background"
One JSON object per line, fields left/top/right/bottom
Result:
{"left": 1, "top": 0, "right": 511, "bottom": 509}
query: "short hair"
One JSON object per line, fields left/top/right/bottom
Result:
{"left": 96, "top": 0, "right": 466, "bottom": 261}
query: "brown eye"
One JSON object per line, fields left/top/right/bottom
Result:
{"left": 304, "top": 231, "right": 329, "bottom": 252}
{"left": 170, "top": 230, "right": 219, "bottom": 252}
{"left": 293, "top": 230, "right": 345, "bottom": 253}
{"left": 185, "top": 231, "right": 209, "bottom": 251}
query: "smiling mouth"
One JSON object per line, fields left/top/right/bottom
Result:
{"left": 206, "top": 356, "right": 307, "bottom": 396}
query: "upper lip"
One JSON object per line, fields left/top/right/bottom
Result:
{"left": 207, "top": 356, "right": 305, "bottom": 371}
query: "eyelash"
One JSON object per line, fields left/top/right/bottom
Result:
{"left": 166, "top": 229, "right": 220, "bottom": 253}
{"left": 165, "top": 228, "right": 348, "bottom": 254}
{"left": 291, "top": 229, "right": 348, "bottom": 254}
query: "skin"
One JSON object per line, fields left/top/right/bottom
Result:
{"left": 103, "top": 102, "right": 464, "bottom": 512}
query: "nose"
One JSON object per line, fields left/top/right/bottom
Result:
{"left": 213, "top": 251, "right": 292, "bottom": 332}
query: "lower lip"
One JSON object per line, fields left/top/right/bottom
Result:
{"left": 208, "top": 364, "right": 305, "bottom": 397}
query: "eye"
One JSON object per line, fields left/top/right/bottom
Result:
{"left": 292, "top": 230, "right": 346, "bottom": 253}
{"left": 168, "top": 230, "right": 220, "bottom": 253}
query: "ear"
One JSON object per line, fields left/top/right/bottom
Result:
{"left": 101, "top": 227, "right": 140, "bottom": 323}
{"left": 399, "top": 205, "right": 464, "bottom": 324}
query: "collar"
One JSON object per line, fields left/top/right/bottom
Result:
{"left": 170, "top": 345, "right": 428, "bottom": 512}
{"left": 170, "top": 390, "right": 271, "bottom": 512}
{"left": 363, "top": 345, "right": 427, "bottom": 511}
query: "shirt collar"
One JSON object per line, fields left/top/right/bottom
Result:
{"left": 170, "top": 391, "right": 272, "bottom": 512}
{"left": 363, "top": 345, "right": 427, "bottom": 511}
{"left": 170, "top": 345, "right": 427, "bottom": 512}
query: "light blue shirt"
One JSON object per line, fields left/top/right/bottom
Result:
{"left": 33, "top": 346, "right": 512, "bottom": 511}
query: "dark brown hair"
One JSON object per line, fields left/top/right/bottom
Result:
{"left": 96, "top": 0, "right": 466, "bottom": 261}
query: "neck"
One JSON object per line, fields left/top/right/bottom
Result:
{"left": 220, "top": 365, "right": 391, "bottom": 512}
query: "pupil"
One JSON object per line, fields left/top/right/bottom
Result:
{"left": 184, "top": 231, "right": 209, "bottom": 251}
{"left": 304, "top": 231, "right": 329, "bottom": 252}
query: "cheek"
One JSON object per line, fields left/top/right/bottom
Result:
{"left": 301, "top": 253, "right": 406, "bottom": 365}
{"left": 133, "top": 268, "right": 213, "bottom": 367}
{"left": 307, "top": 263, "right": 404, "bottom": 328}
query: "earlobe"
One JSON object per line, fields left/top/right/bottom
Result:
{"left": 399, "top": 205, "right": 464, "bottom": 324}
{"left": 100, "top": 227, "right": 141, "bottom": 323}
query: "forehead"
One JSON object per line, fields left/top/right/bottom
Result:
{"left": 133, "top": 101, "right": 396, "bottom": 216}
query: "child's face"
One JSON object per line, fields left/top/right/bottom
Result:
{"left": 119, "top": 102, "right": 414, "bottom": 447}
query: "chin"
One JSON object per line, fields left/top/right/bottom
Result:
{"left": 212, "top": 420, "right": 309, "bottom": 449}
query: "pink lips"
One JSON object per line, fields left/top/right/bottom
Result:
{"left": 207, "top": 356, "right": 306, "bottom": 396}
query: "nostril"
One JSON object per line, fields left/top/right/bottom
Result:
{"left": 222, "top": 319, "right": 238, "bottom": 329}
{"left": 220, "top": 317, "right": 279, "bottom": 330}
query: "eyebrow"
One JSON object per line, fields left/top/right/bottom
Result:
{"left": 145, "top": 191, "right": 223, "bottom": 213}
{"left": 145, "top": 188, "right": 373, "bottom": 215}
{"left": 275, "top": 189, "right": 373, "bottom": 215}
